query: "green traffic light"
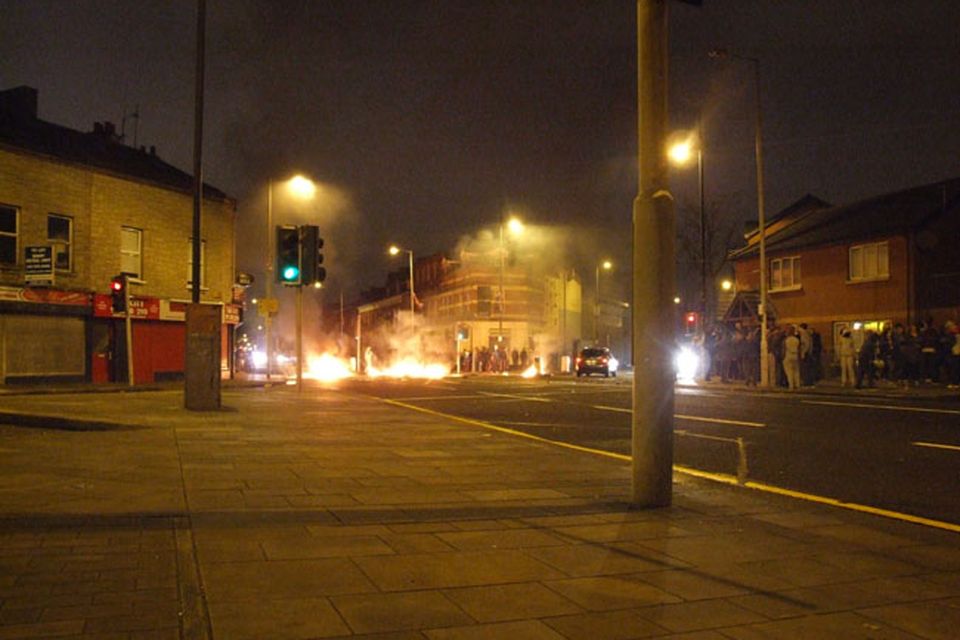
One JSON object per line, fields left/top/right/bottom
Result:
{"left": 282, "top": 266, "right": 300, "bottom": 281}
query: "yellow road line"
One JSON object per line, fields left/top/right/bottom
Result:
{"left": 913, "top": 441, "right": 960, "bottom": 453}
{"left": 379, "top": 397, "right": 629, "bottom": 462}
{"left": 377, "top": 395, "right": 960, "bottom": 535}
{"left": 803, "top": 400, "right": 960, "bottom": 415}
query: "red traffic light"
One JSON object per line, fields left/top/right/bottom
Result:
{"left": 686, "top": 312, "right": 697, "bottom": 324}
{"left": 111, "top": 279, "right": 123, "bottom": 292}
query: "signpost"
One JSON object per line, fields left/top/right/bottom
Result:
{"left": 24, "top": 246, "right": 54, "bottom": 287}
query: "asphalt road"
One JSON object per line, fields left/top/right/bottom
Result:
{"left": 341, "top": 375, "right": 960, "bottom": 526}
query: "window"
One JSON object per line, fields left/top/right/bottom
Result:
{"left": 769, "top": 256, "right": 801, "bottom": 291}
{"left": 121, "top": 227, "right": 142, "bottom": 279}
{"left": 186, "top": 239, "right": 206, "bottom": 289}
{"left": 477, "top": 285, "right": 493, "bottom": 315}
{"left": 0, "top": 204, "right": 17, "bottom": 265}
{"left": 47, "top": 214, "right": 73, "bottom": 271}
{"left": 849, "top": 241, "right": 889, "bottom": 282}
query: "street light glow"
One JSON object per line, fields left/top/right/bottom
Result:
{"left": 721, "top": 279, "right": 733, "bottom": 291}
{"left": 673, "top": 296, "right": 681, "bottom": 305}
{"left": 602, "top": 260, "right": 613, "bottom": 271}
{"left": 388, "top": 245, "right": 400, "bottom": 256}
{"left": 667, "top": 139, "right": 695, "bottom": 166}
{"left": 506, "top": 216, "right": 524, "bottom": 236}
{"left": 287, "top": 174, "right": 317, "bottom": 199}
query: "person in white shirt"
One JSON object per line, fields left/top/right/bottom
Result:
{"left": 783, "top": 326, "right": 801, "bottom": 390}
{"left": 838, "top": 329, "right": 856, "bottom": 387}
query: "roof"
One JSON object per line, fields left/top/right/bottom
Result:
{"left": 730, "top": 179, "right": 960, "bottom": 259}
{"left": 0, "top": 86, "right": 231, "bottom": 203}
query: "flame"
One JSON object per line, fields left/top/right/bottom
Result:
{"left": 367, "top": 358, "right": 448, "bottom": 379}
{"left": 521, "top": 364, "right": 539, "bottom": 378}
{"left": 305, "top": 353, "right": 354, "bottom": 382}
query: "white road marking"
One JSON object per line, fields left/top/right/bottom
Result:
{"left": 590, "top": 404, "right": 765, "bottom": 428}
{"left": 674, "top": 429, "right": 740, "bottom": 444}
{"left": 913, "top": 441, "right": 960, "bottom": 453}
{"left": 803, "top": 400, "right": 960, "bottom": 415}
{"left": 478, "top": 391, "right": 552, "bottom": 403}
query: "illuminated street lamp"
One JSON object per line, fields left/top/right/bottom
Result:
{"left": 595, "top": 260, "right": 613, "bottom": 342}
{"left": 710, "top": 48, "right": 769, "bottom": 387}
{"left": 498, "top": 215, "right": 524, "bottom": 338}
{"left": 721, "top": 279, "right": 733, "bottom": 292}
{"left": 389, "top": 244, "right": 415, "bottom": 317}
{"left": 668, "top": 128, "right": 706, "bottom": 322}
{"left": 265, "top": 174, "right": 316, "bottom": 383}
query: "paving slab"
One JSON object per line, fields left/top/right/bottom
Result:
{"left": 0, "top": 385, "right": 958, "bottom": 639}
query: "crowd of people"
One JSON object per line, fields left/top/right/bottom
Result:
{"left": 695, "top": 319, "right": 960, "bottom": 390}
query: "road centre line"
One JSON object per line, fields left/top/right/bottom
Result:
{"left": 913, "top": 441, "right": 960, "bottom": 453}
{"left": 478, "top": 391, "right": 552, "bottom": 403}
{"left": 802, "top": 400, "right": 960, "bottom": 415}
{"left": 674, "top": 429, "right": 740, "bottom": 444}
{"left": 591, "top": 404, "right": 765, "bottom": 428}
{"left": 375, "top": 394, "right": 960, "bottom": 535}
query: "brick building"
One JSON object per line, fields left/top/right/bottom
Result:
{"left": 728, "top": 179, "right": 960, "bottom": 362}
{"left": 346, "top": 248, "right": 583, "bottom": 372}
{"left": 0, "top": 86, "right": 238, "bottom": 384}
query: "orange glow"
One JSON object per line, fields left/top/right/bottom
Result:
{"left": 305, "top": 353, "right": 354, "bottom": 382}
{"left": 367, "top": 358, "right": 448, "bottom": 379}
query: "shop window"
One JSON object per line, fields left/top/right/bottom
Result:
{"left": 47, "top": 214, "right": 72, "bottom": 271}
{"left": 121, "top": 227, "right": 142, "bottom": 279}
{"left": 0, "top": 204, "right": 17, "bottom": 265}
{"left": 849, "top": 241, "right": 889, "bottom": 282}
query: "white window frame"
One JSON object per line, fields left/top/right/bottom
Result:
{"left": 848, "top": 241, "right": 889, "bottom": 283}
{"left": 0, "top": 204, "right": 18, "bottom": 266}
{"left": 186, "top": 239, "right": 206, "bottom": 290}
{"left": 769, "top": 256, "right": 801, "bottom": 292}
{"left": 120, "top": 227, "right": 143, "bottom": 280}
{"left": 47, "top": 213, "right": 73, "bottom": 272}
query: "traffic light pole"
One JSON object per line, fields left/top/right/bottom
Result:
{"left": 296, "top": 282, "right": 303, "bottom": 393}
{"left": 124, "top": 274, "right": 134, "bottom": 386}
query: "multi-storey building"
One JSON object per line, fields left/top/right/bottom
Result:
{"left": 0, "top": 86, "right": 238, "bottom": 384}
{"left": 348, "top": 248, "right": 583, "bottom": 372}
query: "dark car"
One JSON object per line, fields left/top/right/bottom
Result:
{"left": 575, "top": 347, "right": 619, "bottom": 377}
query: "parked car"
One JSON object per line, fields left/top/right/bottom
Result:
{"left": 575, "top": 347, "right": 618, "bottom": 377}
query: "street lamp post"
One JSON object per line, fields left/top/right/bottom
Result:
{"left": 595, "top": 260, "right": 612, "bottom": 342}
{"left": 710, "top": 48, "right": 769, "bottom": 387}
{"left": 667, "top": 132, "right": 706, "bottom": 322}
{"left": 497, "top": 216, "right": 524, "bottom": 341}
{"left": 389, "top": 245, "right": 415, "bottom": 318}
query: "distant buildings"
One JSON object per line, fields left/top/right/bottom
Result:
{"left": 0, "top": 86, "right": 239, "bottom": 384}
{"left": 338, "top": 245, "right": 585, "bottom": 372}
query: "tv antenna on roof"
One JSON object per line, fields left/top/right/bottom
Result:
{"left": 121, "top": 104, "right": 140, "bottom": 148}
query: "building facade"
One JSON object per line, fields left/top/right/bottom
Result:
{"left": 728, "top": 180, "right": 960, "bottom": 363}
{"left": 0, "top": 86, "right": 238, "bottom": 384}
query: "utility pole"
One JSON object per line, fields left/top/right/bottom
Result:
{"left": 632, "top": 0, "right": 674, "bottom": 507}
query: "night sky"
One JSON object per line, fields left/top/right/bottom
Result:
{"left": 2, "top": 0, "right": 959, "bottom": 305}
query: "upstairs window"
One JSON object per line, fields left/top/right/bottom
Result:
{"left": 769, "top": 256, "right": 801, "bottom": 291}
{"left": 186, "top": 239, "right": 206, "bottom": 290}
{"left": 0, "top": 205, "right": 17, "bottom": 265}
{"left": 47, "top": 214, "right": 73, "bottom": 271}
{"left": 849, "top": 241, "right": 889, "bottom": 282}
{"left": 121, "top": 227, "right": 143, "bottom": 279}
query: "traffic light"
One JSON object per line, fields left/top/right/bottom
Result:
{"left": 276, "top": 225, "right": 301, "bottom": 285}
{"left": 685, "top": 311, "right": 698, "bottom": 333}
{"left": 300, "top": 225, "right": 326, "bottom": 285}
{"left": 110, "top": 275, "right": 126, "bottom": 313}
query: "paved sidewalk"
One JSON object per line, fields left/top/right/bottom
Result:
{"left": 0, "top": 386, "right": 958, "bottom": 639}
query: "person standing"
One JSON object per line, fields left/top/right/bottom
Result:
{"left": 839, "top": 328, "right": 856, "bottom": 387}
{"left": 798, "top": 323, "right": 813, "bottom": 386}
{"left": 783, "top": 326, "right": 801, "bottom": 390}
{"left": 856, "top": 330, "right": 879, "bottom": 389}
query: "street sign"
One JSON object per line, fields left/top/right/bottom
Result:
{"left": 24, "top": 245, "right": 54, "bottom": 287}
{"left": 257, "top": 297, "right": 279, "bottom": 317}
{"left": 236, "top": 271, "right": 255, "bottom": 286}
